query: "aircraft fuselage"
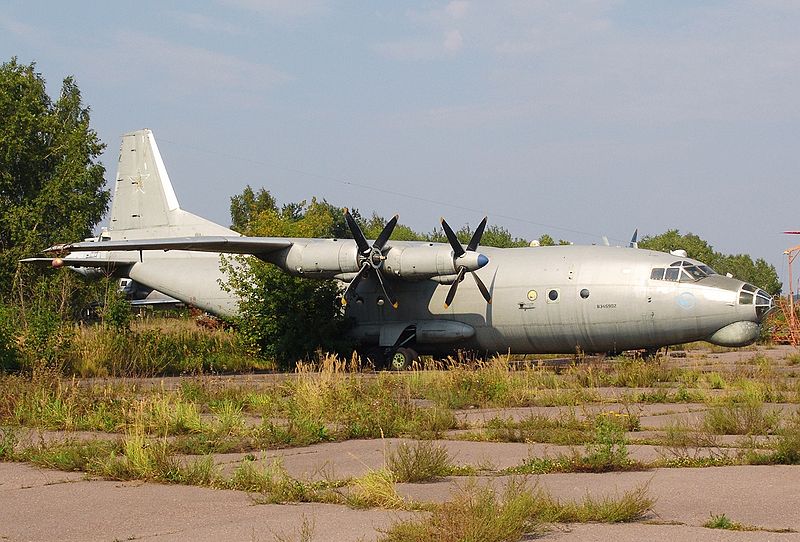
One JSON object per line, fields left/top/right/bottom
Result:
{"left": 116, "top": 242, "right": 768, "bottom": 355}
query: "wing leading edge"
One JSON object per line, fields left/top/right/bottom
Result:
{"left": 47, "top": 236, "right": 294, "bottom": 257}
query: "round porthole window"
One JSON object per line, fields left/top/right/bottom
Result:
{"left": 548, "top": 289, "right": 559, "bottom": 301}
{"left": 527, "top": 289, "right": 538, "bottom": 302}
{"left": 580, "top": 289, "right": 590, "bottom": 299}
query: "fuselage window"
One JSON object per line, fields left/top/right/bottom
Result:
{"left": 547, "top": 289, "right": 560, "bottom": 302}
{"left": 650, "top": 268, "right": 665, "bottom": 280}
{"left": 739, "top": 291, "right": 754, "bottom": 305}
{"left": 580, "top": 289, "right": 590, "bottom": 299}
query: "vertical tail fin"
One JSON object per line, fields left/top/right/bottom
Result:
{"left": 109, "top": 129, "right": 235, "bottom": 239}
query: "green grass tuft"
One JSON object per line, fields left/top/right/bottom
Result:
{"left": 387, "top": 441, "right": 455, "bottom": 483}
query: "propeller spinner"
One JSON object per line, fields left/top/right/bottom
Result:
{"left": 341, "top": 209, "right": 399, "bottom": 308}
{"left": 440, "top": 216, "right": 492, "bottom": 309}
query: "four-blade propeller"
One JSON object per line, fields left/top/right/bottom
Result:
{"left": 440, "top": 216, "right": 492, "bottom": 309}
{"left": 341, "top": 209, "right": 399, "bottom": 308}
{"left": 340, "top": 210, "right": 492, "bottom": 310}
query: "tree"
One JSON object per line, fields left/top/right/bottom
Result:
{"left": 226, "top": 187, "right": 354, "bottom": 367}
{"left": 456, "top": 224, "right": 529, "bottom": 248}
{"left": 639, "top": 229, "right": 781, "bottom": 295}
{"left": 0, "top": 58, "right": 108, "bottom": 295}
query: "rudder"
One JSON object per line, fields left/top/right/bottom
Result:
{"left": 108, "top": 129, "right": 234, "bottom": 239}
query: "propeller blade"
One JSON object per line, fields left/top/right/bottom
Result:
{"left": 440, "top": 217, "right": 465, "bottom": 258}
{"left": 373, "top": 214, "right": 398, "bottom": 250}
{"left": 444, "top": 267, "right": 466, "bottom": 309}
{"left": 471, "top": 271, "right": 492, "bottom": 304}
{"left": 466, "top": 216, "right": 487, "bottom": 252}
{"left": 372, "top": 268, "right": 399, "bottom": 309}
{"left": 344, "top": 208, "right": 370, "bottom": 253}
{"left": 341, "top": 262, "right": 370, "bottom": 306}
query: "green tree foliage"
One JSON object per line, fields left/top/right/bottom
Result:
{"left": 457, "top": 224, "right": 529, "bottom": 248}
{"left": 0, "top": 58, "right": 108, "bottom": 295}
{"left": 100, "top": 277, "right": 131, "bottom": 332}
{"left": 360, "top": 212, "right": 425, "bottom": 242}
{"left": 0, "top": 302, "right": 20, "bottom": 372}
{"left": 639, "top": 229, "right": 781, "bottom": 294}
{"left": 226, "top": 187, "right": 354, "bottom": 367}
{"left": 224, "top": 257, "right": 352, "bottom": 367}
{"left": 536, "top": 234, "right": 571, "bottom": 246}
{"left": 8, "top": 270, "right": 94, "bottom": 369}
{"left": 538, "top": 234, "right": 556, "bottom": 247}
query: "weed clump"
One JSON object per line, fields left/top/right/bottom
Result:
{"left": 348, "top": 468, "right": 407, "bottom": 509}
{"left": 703, "top": 398, "right": 780, "bottom": 435}
{"left": 381, "top": 480, "right": 540, "bottom": 542}
{"left": 387, "top": 441, "right": 454, "bottom": 483}
{"left": 380, "top": 480, "right": 654, "bottom": 541}
{"left": 229, "top": 458, "right": 343, "bottom": 504}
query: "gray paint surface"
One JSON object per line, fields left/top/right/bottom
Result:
{"left": 54, "top": 130, "right": 772, "bottom": 354}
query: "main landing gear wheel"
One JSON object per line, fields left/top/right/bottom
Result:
{"left": 389, "top": 347, "right": 418, "bottom": 371}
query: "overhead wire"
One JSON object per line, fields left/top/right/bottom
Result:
{"left": 157, "top": 137, "right": 629, "bottom": 245}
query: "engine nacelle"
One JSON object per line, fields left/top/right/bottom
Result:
{"left": 383, "top": 245, "right": 458, "bottom": 279}
{"left": 278, "top": 239, "right": 360, "bottom": 278}
{"left": 270, "top": 240, "right": 487, "bottom": 281}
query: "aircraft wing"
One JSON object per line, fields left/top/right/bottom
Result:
{"left": 20, "top": 256, "right": 138, "bottom": 269}
{"left": 47, "top": 236, "right": 294, "bottom": 256}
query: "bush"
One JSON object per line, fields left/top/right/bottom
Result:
{"left": 223, "top": 257, "right": 354, "bottom": 369}
{"left": 0, "top": 304, "right": 20, "bottom": 372}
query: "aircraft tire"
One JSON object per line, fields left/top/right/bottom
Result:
{"left": 388, "top": 347, "right": 417, "bottom": 371}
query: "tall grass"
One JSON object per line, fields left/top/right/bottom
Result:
{"left": 380, "top": 480, "right": 653, "bottom": 541}
{"left": 387, "top": 441, "right": 455, "bottom": 482}
{"left": 65, "top": 322, "right": 268, "bottom": 377}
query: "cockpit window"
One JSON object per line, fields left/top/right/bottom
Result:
{"left": 650, "top": 260, "right": 711, "bottom": 283}
{"left": 665, "top": 267, "right": 680, "bottom": 281}
{"left": 738, "top": 284, "right": 772, "bottom": 308}
{"left": 683, "top": 266, "right": 706, "bottom": 281}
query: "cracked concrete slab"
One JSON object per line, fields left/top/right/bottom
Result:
{"left": 0, "top": 463, "right": 410, "bottom": 542}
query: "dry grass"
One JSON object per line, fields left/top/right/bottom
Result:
{"left": 380, "top": 480, "right": 654, "bottom": 541}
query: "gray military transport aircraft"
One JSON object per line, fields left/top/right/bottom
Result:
{"left": 43, "top": 129, "right": 774, "bottom": 369}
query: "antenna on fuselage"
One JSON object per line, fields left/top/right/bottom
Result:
{"left": 629, "top": 228, "right": 639, "bottom": 249}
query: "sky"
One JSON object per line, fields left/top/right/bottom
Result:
{"left": 3, "top": 1, "right": 800, "bottom": 288}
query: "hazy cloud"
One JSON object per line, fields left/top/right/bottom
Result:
{"left": 87, "top": 32, "right": 291, "bottom": 106}
{"left": 0, "top": 15, "right": 41, "bottom": 40}
{"left": 216, "top": 0, "right": 329, "bottom": 18}
{"left": 168, "top": 11, "right": 245, "bottom": 36}
{"left": 443, "top": 29, "right": 463, "bottom": 53}
{"left": 445, "top": 1, "right": 469, "bottom": 19}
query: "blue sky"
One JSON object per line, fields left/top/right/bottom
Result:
{"left": 3, "top": 1, "right": 800, "bottom": 287}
